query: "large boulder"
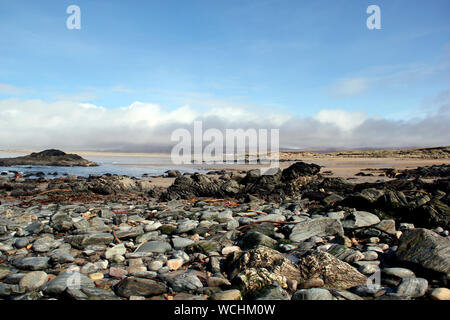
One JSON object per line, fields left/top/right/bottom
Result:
{"left": 226, "top": 246, "right": 303, "bottom": 296}
{"left": 396, "top": 228, "right": 450, "bottom": 275}
{"left": 281, "top": 162, "right": 321, "bottom": 181}
{"left": 293, "top": 250, "right": 368, "bottom": 290}
{"left": 162, "top": 174, "right": 240, "bottom": 200}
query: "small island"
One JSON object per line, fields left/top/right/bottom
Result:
{"left": 0, "top": 149, "right": 98, "bottom": 167}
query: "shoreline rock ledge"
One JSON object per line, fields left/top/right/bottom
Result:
{"left": 0, "top": 149, "right": 98, "bottom": 167}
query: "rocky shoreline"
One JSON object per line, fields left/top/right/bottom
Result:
{"left": 0, "top": 161, "right": 449, "bottom": 300}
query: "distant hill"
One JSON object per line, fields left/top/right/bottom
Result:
{"left": 278, "top": 146, "right": 450, "bottom": 160}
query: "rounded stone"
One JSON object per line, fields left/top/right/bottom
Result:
{"left": 363, "top": 251, "right": 378, "bottom": 261}
{"left": 396, "top": 278, "right": 428, "bottom": 298}
{"left": 109, "top": 267, "right": 128, "bottom": 278}
{"left": 148, "top": 260, "right": 164, "bottom": 271}
{"left": 14, "top": 237, "right": 29, "bottom": 249}
{"left": 19, "top": 271, "right": 48, "bottom": 290}
{"left": 359, "top": 264, "right": 378, "bottom": 275}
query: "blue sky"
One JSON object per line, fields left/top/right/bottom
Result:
{"left": 0, "top": 0, "right": 449, "bottom": 150}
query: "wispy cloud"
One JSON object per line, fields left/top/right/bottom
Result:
{"left": 327, "top": 50, "right": 450, "bottom": 99}
{"left": 327, "top": 77, "right": 372, "bottom": 98}
{"left": 0, "top": 83, "right": 26, "bottom": 95}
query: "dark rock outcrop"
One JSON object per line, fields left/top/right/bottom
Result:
{"left": 0, "top": 150, "right": 98, "bottom": 167}
{"left": 396, "top": 228, "right": 450, "bottom": 276}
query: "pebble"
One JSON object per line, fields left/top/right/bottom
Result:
{"left": 171, "top": 272, "right": 203, "bottom": 292}
{"left": 166, "top": 258, "right": 184, "bottom": 271}
{"left": 299, "top": 278, "right": 324, "bottom": 289}
{"left": 105, "top": 243, "right": 127, "bottom": 259}
{"left": 292, "top": 288, "right": 333, "bottom": 300}
{"left": 287, "top": 279, "right": 297, "bottom": 292}
{"left": 358, "top": 264, "right": 378, "bottom": 275}
{"left": 127, "top": 258, "right": 147, "bottom": 274}
{"left": 148, "top": 260, "right": 164, "bottom": 271}
{"left": 211, "top": 289, "right": 242, "bottom": 300}
{"left": 172, "top": 237, "right": 195, "bottom": 249}
{"left": 0, "top": 270, "right": 11, "bottom": 280}
{"left": 207, "top": 277, "right": 231, "bottom": 287}
{"left": 382, "top": 267, "right": 415, "bottom": 279}
{"left": 89, "top": 273, "right": 104, "bottom": 281}
{"left": 144, "top": 221, "right": 162, "bottom": 232}
{"left": 109, "top": 267, "right": 128, "bottom": 278}
{"left": 14, "top": 237, "right": 29, "bottom": 249}
{"left": 50, "top": 249, "right": 75, "bottom": 263}
{"left": 176, "top": 220, "right": 199, "bottom": 234}
{"left": 221, "top": 246, "right": 241, "bottom": 256}
{"left": 172, "top": 250, "right": 190, "bottom": 263}
{"left": 362, "top": 251, "right": 378, "bottom": 261}
{"left": 430, "top": 288, "right": 450, "bottom": 300}
{"left": 12, "top": 257, "right": 50, "bottom": 271}
{"left": 81, "top": 263, "right": 99, "bottom": 274}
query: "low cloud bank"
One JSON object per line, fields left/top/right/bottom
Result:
{"left": 0, "top": 98, "right": 449, "bottom": 152}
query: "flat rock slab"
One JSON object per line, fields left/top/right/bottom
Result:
{"left": 396, "top": 228, "right": 450, "bottom": 275}
{"left": 66, "top": 233, "right": 114, "bottom": 249}
{"left": 12, "top": 257, "right": 50, "bottom": 271}
{"left": 290, "top": 218, "right": 344, "bottom": 242}
{"left": 342, "top": 211, "right": 380, "bottom": 229}
{"left": 116, "top": 277, "right": 167, "bottom": 297}
{"left": 135, "top": 241, "right": 172, "bottom": 253}
{"left": 44, "top": 271, "right": 95, "bottom": 295}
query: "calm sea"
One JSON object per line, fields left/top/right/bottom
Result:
{"left": 0, "top": 152, "right": 204, "bottom": 178}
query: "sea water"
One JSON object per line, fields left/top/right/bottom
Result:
{"left": 0, "top": 152, "right": 204, "bottom": 178}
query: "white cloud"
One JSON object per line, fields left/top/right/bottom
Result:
{"left": 0, "top": 98, "right": 448, "bottom": 152}
{"left": 314, "top": 109, "right": 366, "bottom": 131}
